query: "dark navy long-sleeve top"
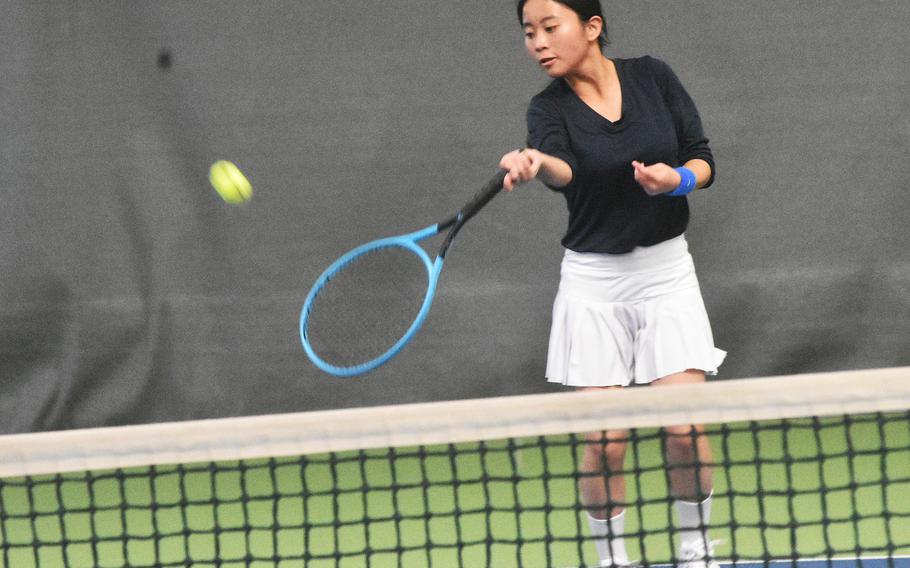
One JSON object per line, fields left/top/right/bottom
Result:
{"left": 527, "top": 56, "right": 715, "bottom": 254}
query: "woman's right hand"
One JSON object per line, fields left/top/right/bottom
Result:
{"left": 499, "top": 148, "right": 544, "bottom": 191}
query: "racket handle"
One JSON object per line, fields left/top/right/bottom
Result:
{"left": 438, "top": 169, "right": 507, "bottom": 258}
{"left": 458, "top": 169, "right": 507, "bottom": 224}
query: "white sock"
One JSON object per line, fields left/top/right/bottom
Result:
{"left": 675, "top": 491, "right": 713, "bottom": 547}
{"left": 587, "top": 511, "right": 630, "bottom": 565}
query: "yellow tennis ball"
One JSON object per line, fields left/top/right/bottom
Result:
{"left": 209, "top": 160, "right": 252, "bottom": 204}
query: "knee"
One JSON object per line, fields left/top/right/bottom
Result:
{"left": 584, "top": 431, "right": 628, "bottom": 469}
{"left": 663, "top": 425, "right": 701, "bottom": 460}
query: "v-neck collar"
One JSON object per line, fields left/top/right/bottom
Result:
{"left": 562, "top": 58, "right": 630, "bottom": 131}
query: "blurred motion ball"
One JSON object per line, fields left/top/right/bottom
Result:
{"left": 209, "top": 160, "right": 253, "bottom": 204}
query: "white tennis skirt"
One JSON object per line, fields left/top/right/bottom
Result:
{"left": 546, "top": 234, "right": 726, "bottom": 387}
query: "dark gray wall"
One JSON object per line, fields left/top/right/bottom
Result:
{"left": 2, "top": 1, "right": 908, "bottom": 433}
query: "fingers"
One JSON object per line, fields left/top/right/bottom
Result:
{"left": 631, "top": 160, "right": 674, "bottom": 196}
{"left": 499, "top": 150, "right": 519, "bottom": 191}
{"left": 499, "top": 149, "right": 539, "bottom": 192}
{"left": 633, "top": 161, "right": 656, "bottom": 184}
{"left": 504, "top": 169, "right": 519, "bottom": 191}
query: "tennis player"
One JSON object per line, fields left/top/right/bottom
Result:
{"left": 499, "top": 1, "right": 726, "bottom": 567}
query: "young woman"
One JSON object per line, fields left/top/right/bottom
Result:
{"left": 499, "top": 1, "right": 726, "bottom": 567}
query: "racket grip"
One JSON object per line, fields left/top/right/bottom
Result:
{"left": 459, "top": 169, "right": 507, "bottom": 223}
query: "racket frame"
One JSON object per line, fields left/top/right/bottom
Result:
{"left": 300, "top": 170, "right": 506, "bottom": 377}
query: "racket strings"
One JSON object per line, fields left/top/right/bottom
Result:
{"left": 305, "top": 246, "right": 430, "bottom": 369}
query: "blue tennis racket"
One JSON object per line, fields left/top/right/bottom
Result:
{"left": 300, "top": 169, "right": 508, "bottom": 377}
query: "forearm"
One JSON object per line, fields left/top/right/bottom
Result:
{"left": 537, "top": 153, "right": 573, "bottom": 189}
{"left": 500, "top": 148, "right": 574, "bottom": 191}
{"left": 683, "top": 158, "right": 712, "bottom": 190}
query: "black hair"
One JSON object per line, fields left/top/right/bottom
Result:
{"left": 516, "top": 0, "right": 609, "bottom": 50}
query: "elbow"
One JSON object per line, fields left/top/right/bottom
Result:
{"left": 702, "top": 160, "right": 715, "bottom": 189}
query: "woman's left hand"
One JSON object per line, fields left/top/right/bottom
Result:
{"left": 631, "top": 161, "right": 680, "bottom": 196}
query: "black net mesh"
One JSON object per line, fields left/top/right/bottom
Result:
{"left": 1, "top": 377, "right": 909, "bottom": 567}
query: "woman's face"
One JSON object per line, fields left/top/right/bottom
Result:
{"left": 522, "top": 0, "right": 596, "bottom": 78}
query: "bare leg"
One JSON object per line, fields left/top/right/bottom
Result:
{"left": 577, "top": 386, "right": 629, "bottom": 519}
{"left": 579, "top": 428, "right": 629, "bottom": 519}
{"left": 578, "top": 387, "right": 632, "bottom": 566}
{"left": 651, "top": 370, "right": 713, "bottom": 499}
{"left": 653, "top": 370, "right": 718, "bottom": 567}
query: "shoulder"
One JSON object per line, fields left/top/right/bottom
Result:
{"left": 618, "top": 55, "right": 686, "bottom": 100}
{"left": 529, "top": 79, "right": 572, "bottom": 111}
{"left": 616, "top": 55, "right": 674, "bottom": 81}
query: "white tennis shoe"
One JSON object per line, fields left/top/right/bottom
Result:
{"left": 678, "top": 538, "right": 722, "bottom": 568}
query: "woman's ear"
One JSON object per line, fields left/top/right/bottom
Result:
{"left": 585, "top": 16, "right": 604, "bottom": 44}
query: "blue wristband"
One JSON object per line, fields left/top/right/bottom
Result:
{"left": 668, "top": 167, "right": 697, "bottom": 196}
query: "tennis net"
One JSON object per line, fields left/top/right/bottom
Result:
{"left": 0, "top": 367, "right": 908, "bottom": 568}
